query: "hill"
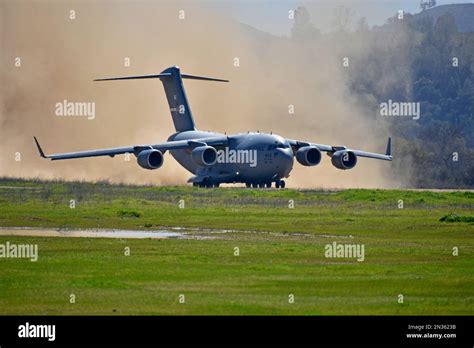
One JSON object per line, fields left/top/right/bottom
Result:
{"left": 415, "top": 3, "right": 474, "bottom": 32}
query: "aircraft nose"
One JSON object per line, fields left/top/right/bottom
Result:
{"left": 276, "top": 148, "right": 294, "bottom": 177}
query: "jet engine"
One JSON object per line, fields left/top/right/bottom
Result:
{"left": 296, "top": 146, "right": 321, "bottom": 166}
{"left": 191, "top": 146, "right": 217, "bottom": 167}
{"left": 137, "top": 149, "right": 164, "bottom": 170}
{"left": 331, "top": 150, "right": 357, "bottom": 170}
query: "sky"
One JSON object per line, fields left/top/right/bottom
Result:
{"left": 208, "top": 0, "right": 474, "bottom": 36}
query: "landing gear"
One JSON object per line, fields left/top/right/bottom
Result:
{"left": 245, "top": 182, "right": 280, "bottom": 189}
{"left": 275, "top": 180, "right": 286, "bottom": 189}
{"left": 195, "top": 181, "right": 219, "bottom": 188}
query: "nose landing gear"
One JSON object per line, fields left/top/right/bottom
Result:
{"left": 275, "top": 180, "right": 285, "bottom": 189}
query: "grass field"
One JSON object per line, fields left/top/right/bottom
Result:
{"left": 0, "top": 178, "right": 473, "bottom": 315}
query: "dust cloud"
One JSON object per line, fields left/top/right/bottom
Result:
{"left": 0, "top": 1, "right": 402, "bottom": 188}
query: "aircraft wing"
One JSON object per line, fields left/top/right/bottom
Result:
{"left": 33, "top": 136, "right": 229, "bottom": 161}
{"left": 286, "top": 137, "right": 393, "bottom": 161}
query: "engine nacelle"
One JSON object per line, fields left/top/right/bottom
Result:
{"left": 137, "top": 149, "right": 164, "bottom": 170}
{"left": 191, "top": 146, "right": 217, "bottom": 167}
{"left": 331, "top": 150, "right": 357, "bottom": 170}
{"left": 296, "top": 146, "right": 322, "bottom": 166}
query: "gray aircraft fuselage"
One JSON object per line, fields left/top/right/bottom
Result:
{"left": 169, "top": 130, "right": 293, "bottom": 185}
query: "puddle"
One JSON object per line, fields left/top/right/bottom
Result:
{"left": 0, "top": 227, "right": 195, "bottom": 239}
{"left": 320, "top": 234, "right": 354, "bottom": 239}
{"left": 164, "top": 226, "right": 309, "bottom": 237}
{"left": 0, "top": 226, "right": 310, "bottom": 240}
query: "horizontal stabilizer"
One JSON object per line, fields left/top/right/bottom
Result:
{"left": 93, "top": 66, "right": 228, "bottom": 132}
{"left": 181, "top": 74, "right": 229, "bottom": 82}
{"left": 94, "top": 72, "right": 228, "bottom": 83}
{"left": 94, "top": 73, "right": 172, "bottom": 82}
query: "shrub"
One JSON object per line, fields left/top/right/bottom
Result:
{"left": 117, "top": 209, "right": 142, "bottom": 218}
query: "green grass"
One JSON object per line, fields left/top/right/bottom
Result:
{"left": 0, "top": 178, "right": 473, "bottom": 315}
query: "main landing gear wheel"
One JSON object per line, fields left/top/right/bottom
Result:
{"left": 246, "top": 183, "right": 251, "bottom": 188}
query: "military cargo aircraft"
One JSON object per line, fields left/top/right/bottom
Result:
{"left": 34, "top": 66, "right": 392, "bottom": 188}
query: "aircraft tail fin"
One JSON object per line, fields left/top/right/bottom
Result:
{"left": 94, "top": 66, "right": 228, "bottom": 132}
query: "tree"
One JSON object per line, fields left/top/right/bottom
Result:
{"left": 356, "top": 16, "right": 370, "bottom": 33}
{"left": 332, "top": 5, "right": 354, "bottom": 33}
{"left": 291, "top": 6, "right": 320, "bottom": 40}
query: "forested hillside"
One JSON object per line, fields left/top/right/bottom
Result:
{"left": 291, "top": 5, "right": 474, "bottom": 188}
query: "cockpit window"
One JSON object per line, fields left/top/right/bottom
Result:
{"left": 268, "top": 142, "right": 290, "bottom": 150}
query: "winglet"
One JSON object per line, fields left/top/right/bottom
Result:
{"left": 385, "top": 137, "right": 392, "bottom": 157}
{"left": 34, "top": 136, "right": 47, "bottom": 158}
